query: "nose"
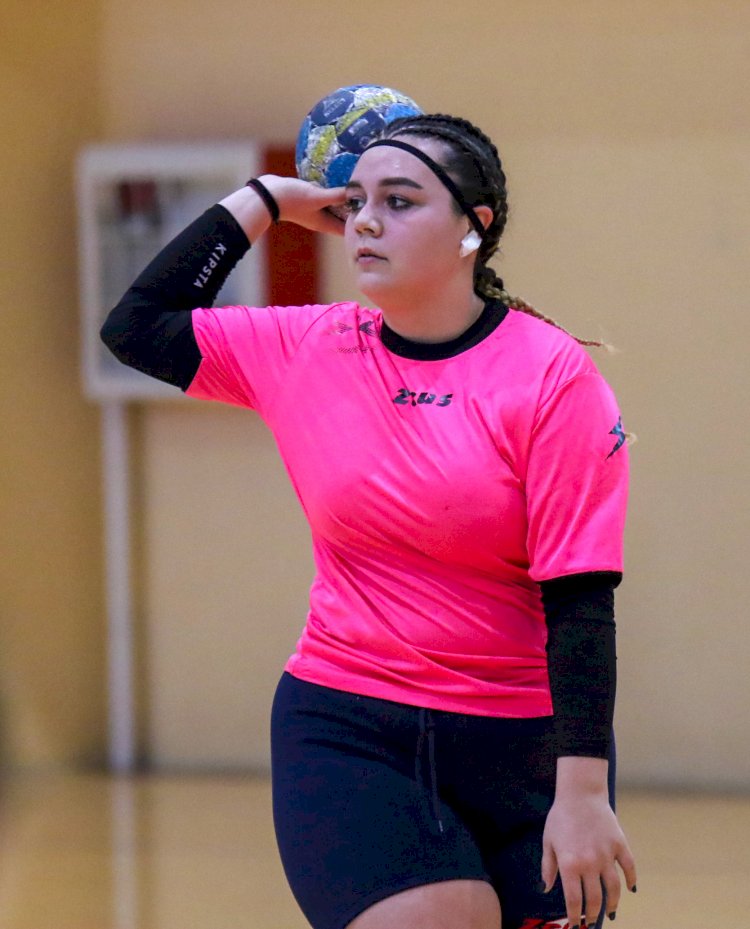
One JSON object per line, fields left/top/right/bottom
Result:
{"left": 353, "top": 202, "right": 382, "bottom": 237}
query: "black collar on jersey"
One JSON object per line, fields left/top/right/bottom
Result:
{"left": 365, "top": 139, "right": 486, "bottom": 238}
{"left": 379, "top": 299, "right": 508, "bottom": 361}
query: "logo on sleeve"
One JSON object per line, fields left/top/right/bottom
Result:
{"left": 193, "top": 242, "right": 228, "bottom": 289}
{"left": 607, "top": 416, "right": 626, "bottom": 459}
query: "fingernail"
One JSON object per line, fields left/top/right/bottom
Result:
{"left": 536, "top": 880, "right": 548, "bottom": 894}
{"left": 631, "top": 884, "right": 637, "bottom": 893}
{"left": 608, "top": 913, "right": 617, "bottom": 921}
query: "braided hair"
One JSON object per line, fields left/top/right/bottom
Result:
{"left": 380, "top": 114, "right": 609, "bottom": 350}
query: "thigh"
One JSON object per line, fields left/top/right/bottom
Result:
{"left": 433, "top": 713, "right": 563, "bottom": 928}
{"left": 346, "top": 878, "right": 501, "bottom": 929}
{"left": 441, "top": 716, "right": 616, "bottom": 929}
{"left": 271, "top": 674, "right": 490, "bottom": 929}
{"left": 493, "top": 732, "right": 618, "bottom": 929}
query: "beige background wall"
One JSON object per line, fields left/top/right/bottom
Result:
{"left": 0, "top": 2, "right": 106, "bottom": 769}
{"left": 2, "top": 2, "right": 747, "bottom": 785}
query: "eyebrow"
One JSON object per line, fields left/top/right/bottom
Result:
{"left": 345, "top": 177, "right": 424, "bottom": 191}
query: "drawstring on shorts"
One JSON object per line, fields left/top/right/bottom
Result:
{"left": 415, "top": 707, "right": 444, "bottom": 834}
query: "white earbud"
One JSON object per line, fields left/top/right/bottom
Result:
{"left": 459, "top": 230, "right": 482, "bottom": 257}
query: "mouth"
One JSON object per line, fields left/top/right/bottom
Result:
{"left": 356, "top": 247, "right": 386, "bottom": 263}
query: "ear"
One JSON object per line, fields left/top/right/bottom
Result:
{"left": 472, "top": 205, "right": 494, "bottom": 234}
{"left": 459, "top": 205, "right": 494, "bottom": 257}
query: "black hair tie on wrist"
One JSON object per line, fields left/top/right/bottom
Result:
{"left": 245, "top": 178, "right": 280, "bottom": 224}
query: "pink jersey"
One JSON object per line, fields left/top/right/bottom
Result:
{"left": 187, "top": 303, "right": 628, "bottom": 717}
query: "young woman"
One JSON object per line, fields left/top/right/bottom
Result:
{"left": 101, "top": 113, "right": 637, "bottom": 929}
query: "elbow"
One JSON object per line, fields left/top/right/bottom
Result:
{"left": 99, "top": 308, "right": 119, "bottom": 352}
{"left": 99, "top": 296, "right": 145, "bottom": 368}
{"left": 100, "top": 305, "right": 130, "bottom": 362}
{"left": 97, "top": 297, "right": 198, "bottom": 389}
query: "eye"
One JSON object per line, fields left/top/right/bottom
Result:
{"left": 343, "top": 195, "right": 364, "bottom": 213}
{"left": 387, "top": 195, "right": 412, "bottom": 210}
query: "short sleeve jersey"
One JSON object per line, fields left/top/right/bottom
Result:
{"left": 187, "top": 302, "right": 628, "bottom": 718}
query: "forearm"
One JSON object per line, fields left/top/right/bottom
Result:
{"left": 541, "top": 572, "right": 620, "bottom": 759}
{"left": 99, "top": 176, "right": 344, "bottom": 389}
{"left": 99, "top": 201, "right": 254, "bottom": 388}
{"left": 555, "top": 755, "right": 609, "bottom": 798}
{"left": 218, "top": 182, "right": 274, "bottom": 241}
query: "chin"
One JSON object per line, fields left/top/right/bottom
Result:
{"left": 355, "top": 276, "right": 390, "bottom": 303}
{"left": 360, "top": 285, "right": 403, "bottom": 310}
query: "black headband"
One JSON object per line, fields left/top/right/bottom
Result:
{"left": 365, "top": 138, "right": 486, "bottom": 237}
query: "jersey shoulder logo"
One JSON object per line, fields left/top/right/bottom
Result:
{"left": 333, "top": 321, "right": 353, "bottom": 334}
{"left": 330, "top": 318, "right": 377, "bottom": 336}
{"left": 607, "top": 416, "right": 626, "bottom": 459}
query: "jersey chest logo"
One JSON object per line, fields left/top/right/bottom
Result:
{"left": 392, "top": 388, "right": 453, "bottom": 408}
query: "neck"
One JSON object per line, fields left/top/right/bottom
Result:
{"left": 375, "top": 278, "right": 485, "bottom": 344}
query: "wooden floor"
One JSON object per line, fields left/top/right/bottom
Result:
{"left": 0, "top": 774, "right": 746, "bottom": 928}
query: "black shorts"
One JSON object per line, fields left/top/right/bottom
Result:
{"left": 271, "top": 672, "right": 615, "bottom": 929}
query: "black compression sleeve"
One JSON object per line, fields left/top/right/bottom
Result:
{"left": 540, "top": 571, "right": 621, "bottom": 758}
{"left": 100, "top": 204, "right": 251, "bottom": 390}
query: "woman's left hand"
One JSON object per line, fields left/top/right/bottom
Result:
{"left": 541, "top": 758, "right": 637, "bottom": 927}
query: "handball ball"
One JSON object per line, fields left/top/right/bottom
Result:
{"left": 295, "top": 84, "right": 423, "bottom": 189}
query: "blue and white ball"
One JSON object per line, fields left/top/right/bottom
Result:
{"left": 295, "top": 84, "right": 423, "bottom": 188}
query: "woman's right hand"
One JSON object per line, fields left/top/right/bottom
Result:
{"left": 220, "top": 175, "right": 347, "bottom": 241}
{"left": 261, "top": 175, "right": 347, "bottom": 234}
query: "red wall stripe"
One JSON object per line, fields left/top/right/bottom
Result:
{"left": 262, "top": 147, "right": 319, "bottom": 306}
